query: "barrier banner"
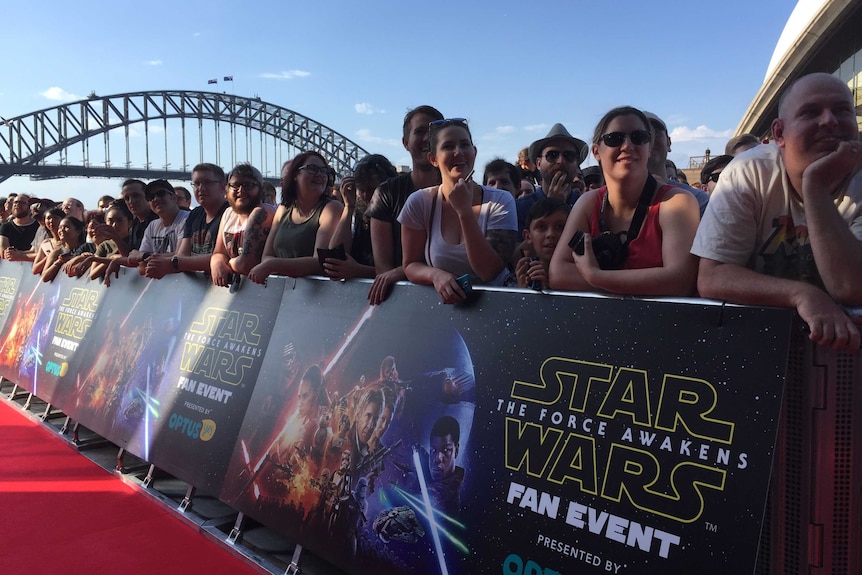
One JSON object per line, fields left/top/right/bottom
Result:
{"left": 0, "top": 260, "right": 24, "bottom": 339}
{"left": 0, "top": 261, "right": 793, "bottom": 575}
{"left": 218, "top": 281, "right": 792, "bottom": 575}
{"left": 63, "top": 270, "right": 285, "bottom": 493}
{"left": 0, "top": 270, "right": 105, "bottom": 401}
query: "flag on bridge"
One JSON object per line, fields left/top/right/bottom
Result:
{"left": 224, "top": 75, "right": 233, "bottom": 82}
{"left": 207, "top": 78, "right": 218, "bottom": 84}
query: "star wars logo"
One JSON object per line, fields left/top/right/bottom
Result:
{"left": 504, "top": 358, "right": 736, "bottom": 524}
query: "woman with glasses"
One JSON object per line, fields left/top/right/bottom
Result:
{"left": 399, "top": 118, "right": 518, "bottom": 304}
{"left": 249, "top": 151, "right": 341, "bottom": 283}
{"left": 549, "top": 106, "right": 700, "bottom": 295}
{"left": 322, "top": 154, "right": 398, "bottom": 282}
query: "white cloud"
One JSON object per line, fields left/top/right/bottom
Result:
{"left": 483, "top": 125, "right": 517, "bottom": 141}
{"left": 522, "top": 123, "right": 548, "bottom": 133}
{"left": 355, "top": 128, "right": 400, "bottom": 148}
{"left": 260, "top": 70, "right": 311, "bottom": 80}
{"left": 145, "top": 60, "right": 163, "bottom": 66}
{"left": 193, "top": 32, "right": 200, "bottom": 37}
{"left": 355, "top": 102, "right": 385, "bottom": 115}
{"left": 669, "top": 125, "right": 734, "bottom": 142}
{"left": 40, "top": 87, "right": 80, "bottom": 102}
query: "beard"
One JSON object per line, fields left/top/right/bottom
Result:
{"left": 231, "top": 196, "right": 260, "bottom": 215}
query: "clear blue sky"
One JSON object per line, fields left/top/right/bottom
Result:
{"left": 0, "top": 0, "right": 799, "bottom": 207}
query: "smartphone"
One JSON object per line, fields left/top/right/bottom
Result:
{"left": 455, "top": 273, "right": 473, "bottom": 295}
{"left": 528, "top": 257, "right": 542, "bottom": 291}
{"left": 316, "top": 244, "right": 347, "bottom": 267}
{"left": 568, "top": 230, "right": 586, "bottom": 255}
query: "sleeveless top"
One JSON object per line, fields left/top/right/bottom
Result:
{"left": 272, "top": 197, "right": 331, "bottom": 258}
{"left": 587, "top": 185, "right": 673, "bottom": 270}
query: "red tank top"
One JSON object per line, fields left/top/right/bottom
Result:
{"left": 587, "top": 185, "right": 673, "bottom": 270}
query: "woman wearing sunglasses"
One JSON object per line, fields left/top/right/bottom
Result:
{"left": 249, "top": 151, "right": 341, "bottom": 283}
{"left": 549, "top": 106, "right": 699, "bottom": 295}
{"left": 399, "top": 118, "right": 518, "bottom": 304}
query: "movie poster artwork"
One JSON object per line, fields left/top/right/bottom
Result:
{"left": 62, "top": 272, "right": 189, "bottom": 450}
{"left": 64, "top": 272, "right": 284, "bottom": 492}
{"left": 0, "top": 271, "right": 104, "bottom": 403}
{"left": 221, "top": 281, "right": 477, "bottom": 575}
{"left": 0, "top": 261, "right": 24, "bottom": 337}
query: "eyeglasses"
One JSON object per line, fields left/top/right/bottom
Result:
{"left": 298, "top": 165, "right": 330, "bottom": 177}
{"left": 192, "top": 179, "right": 221, "bottom": 189}
{"left": 542, "top": 150, "right": 579, "bottom": 163}
{"left": 600, "top": 130, "right": 652, "bottom": 147}
{"left": 706, "top": 172, "right": 721, "bottom": 183}
{"left": 228, "top": 182, "right": 259, "bottom": 192}
{"left": 429, "top": 118, "right": 468, "bottom": 129}
{"left": 146, "top": 189, "right": 173, "bottom": 201}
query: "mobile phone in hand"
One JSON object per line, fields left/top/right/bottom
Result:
{"left": 568, "top": 230, "right": 586, "bottom": 255}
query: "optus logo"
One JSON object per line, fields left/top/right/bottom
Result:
{"left": 168, "top": 413, "right": 216, "bottom": 441}
{"left": 45, "top": 361, "right": 68, "bottom": 377}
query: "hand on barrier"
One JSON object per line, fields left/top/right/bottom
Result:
{"left": 367, "top": 268, "right": 400, "bottom": 305}
{"left": 796, "top": 286, "right": 861, "bottom": 353}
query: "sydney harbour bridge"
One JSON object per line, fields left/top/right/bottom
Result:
{"left": 0, "top": 90, "right": 369, "bottom": 185}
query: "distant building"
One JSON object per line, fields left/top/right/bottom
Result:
{"left": 737, "top": 0, "right": 862, "bottom": 139}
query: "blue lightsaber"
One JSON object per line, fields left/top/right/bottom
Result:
{"left": 413, "top": 445, "right": 449, "bottom": 575}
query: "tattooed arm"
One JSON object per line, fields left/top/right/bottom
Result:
{"left": 230, "top": 204, "right": 275, "bottom": 275}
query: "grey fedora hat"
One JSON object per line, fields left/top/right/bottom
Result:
{"left": 528, "top": 123, "right": 589, "bottom": 166}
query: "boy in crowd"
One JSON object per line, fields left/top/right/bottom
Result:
{"left": 513, "top": 197, "right": 570, "bottom": 290}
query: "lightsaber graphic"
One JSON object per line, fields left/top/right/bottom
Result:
{"left": 144, "top": 365, "right": 151, "bottom": 461}
{"left": 390, "top": 485, "right": 469, "bottom": 553}
{"left": 322, "top": 305, "right": 375, "bottom": 376}
{"left": 120, "top": 280, "right": 153, "bottom": 329}
{"left": 245, "top": 304, "right": 378, "bottom": 485}
{"left": 30, "top": 331, "right": 41, "bottom": 395}
{"left": 414, "top": 445, "right": 449, "bottom": 575}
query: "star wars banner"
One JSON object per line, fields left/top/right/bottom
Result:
{"left": 0, "top": 263, "right": 793, "bottom": 575}
{"left": 218, "top": 281, "right": 792, "bottom": 575}
{"left": 0, "top": 260, "right": 24, "bottom": 362}
{"left": 64, "top": 270, "right": 284, "bottom": 493}
{"left": 0, "top": 269, "right": 105, "bottom": 401}
{"left": 0, "top": 260, "right": 24, "bottom": 338}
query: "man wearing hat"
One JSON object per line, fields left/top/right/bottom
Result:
{"left": 515, "top": 123, "right": 588, "bottom": 233}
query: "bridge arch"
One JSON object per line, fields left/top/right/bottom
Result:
{"left": 0, "top": 90, "right": 369, "bottom": 184}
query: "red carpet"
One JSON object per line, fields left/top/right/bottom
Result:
{"left": 0, "top": 400, "right": 264, "bottom": 575}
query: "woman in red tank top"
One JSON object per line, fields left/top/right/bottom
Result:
{"left": 549, "top": 106, "right": 700, "bottom": 296}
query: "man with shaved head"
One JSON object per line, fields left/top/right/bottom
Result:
{"left": 694, "top": 72, "right": 862, "bottom": 352}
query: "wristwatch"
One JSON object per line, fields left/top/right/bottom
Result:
{"left": 171, "top": 256, "right": 179, "bottom": 271}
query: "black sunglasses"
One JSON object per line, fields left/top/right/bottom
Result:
{"left": 542, "top": 150, "right": 579, "bottom": 163}
{"left": 146, "top": 189, "right": 173, "bottom": 201}
{"left": 706, "top": 172, "right": 721, "bottom": 183}
{"left": 600, "top": 130, "right": 652, "bottom": 147}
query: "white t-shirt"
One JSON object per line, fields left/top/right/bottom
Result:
{"left": 691, "top": 143, "right": 862, "bottom": 284}
{"left": 398, "top": 185, "right": 517, "bottom": 285}
{"left": 140, "top": 211, "right": 190, "bottom": 254}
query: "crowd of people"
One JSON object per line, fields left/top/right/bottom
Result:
{"left": 1, "top": 72, "right": 860, "bottom": 352}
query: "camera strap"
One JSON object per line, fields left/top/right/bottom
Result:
{"left": 598, "top": 175, "right": 657, "bottom": 246}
